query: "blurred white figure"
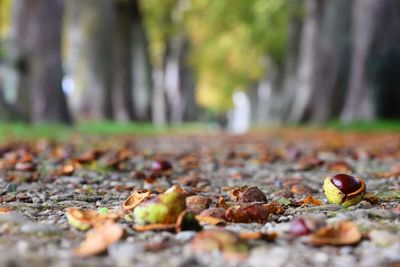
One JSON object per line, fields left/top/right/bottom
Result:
{"left": 230, "top": 91, "right": 251, "bottom": 134}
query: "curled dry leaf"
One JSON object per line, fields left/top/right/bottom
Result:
{"left": 66, "top": 208, "right": 119, "bottom": 231}
{"left": 327, "top": 161, "right": 353, "bottom": 173}
{"left": 195, "top": 207, "right": 227, "bottom": 226}
{"left": 192, "top": 229, "right": 250, "bottom": 260}
{"left": 310, "top": 221, "right": 361, "bottom": 246}
{"left": 74, "top": 222, "right": 124, "bottom": 257}
{"left": 217, "top": 196, "right": 230, "bottom": 209}
{"left": 132, "top": 223, "right": 176, "bottom": 232}
{"left": 300, "top": 195, "right": 323, "bottom": 206}
{"left": 74, "top": 149, "right": 103, "bottom": 164}
{"left": 294, "top": 157, "right": 324, "bottom": 171}
{"left": 0, "top": 207, "right": 13, "bottom": 214}
{"left": 226, "top": 203, "right": 284, "bottom": 224}
{"left": 54, "top": 164, "right": 75, "bottom": 176}
{"left": 122, "top": 189, "right": 152, "bottom": 212}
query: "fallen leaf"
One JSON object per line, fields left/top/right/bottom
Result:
{"left": 0, "top": 207, "right": 13, "bottom": 214}
{"left": 277, "top": 197, "right": 291, "bottom": 206}
{"left": 74, "top": 222, "right": 124, "bottom": 257}
{"left": 66, "top": 207, "right": 119, "bottom": 231}
{"left": 327, "top": 161, "right": 353, "bottom": 173}
{"left": 375, "top": 190, "right": 400, "bottom": 201}
{"left": 195, "top": 215, "right": 227, "bottom": 226}
{"left": 300, "top": 195, "right": 323, "bottom": 206}
{"left": 132, "top": 223, "right": 176, "bottom": 232}
{"left": 217, "top": 196, "right": 230, "bottom": 209}
{"left": 310, "top": 221, "right": 361, "bottom": 246}
{"left": 226, "top": 203, "right": 284, "bottom": 223}
{"left": 294, "top": 157, "right": 324, "bottom": 171}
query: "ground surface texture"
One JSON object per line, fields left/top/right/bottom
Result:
{"left": 0, "top": 130, "right": 399, "bottom": 267}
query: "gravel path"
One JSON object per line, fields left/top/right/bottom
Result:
{"left": 0, "top": 131, "right": 399, "bottom": 267}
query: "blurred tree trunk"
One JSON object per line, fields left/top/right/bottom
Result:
{"left": 367, "top": 0, "right": 400, "bottom": 119}
{"left": 113, "top": 0, "right": 134, "bottom": 121}
{"left": 164, "top": 37, "right": 184, "bottom": 124}
{"left": 0, "top": 88, "right": 25, "bottom": 121}
{"left": 13, "top": 0, "right": 71, "bottom": 123}
{"left": 308, "top": 0, "right": 352, "bottom": 123}
{"left": 180, "top": 39, "right": 198, "bottom": 122}
{"left": 284, "top": 0, "right": 352, "bottom": 123}
{"left": 152, "top": 68, "right": 167, "bottom": 126}
{"left": 340, "top": 0, "right": 379, "bottom": 121}
{"left": 131, "top": 0, "right": 152, "bottom": 121}
{"left": 287, "top": 0, "right": 323, "bottom": 123}
{"left": 64, "top": 0, "right": 113, "bottom": 121}
{"left": 280, "top": 12, "right": 302, "bottom": 122}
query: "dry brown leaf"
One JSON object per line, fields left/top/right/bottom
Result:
{"left": 327, "top": 161, "right": 353, "bottom": 173}
{"left": 132, "top": 223, "right": 176, "bottom": 232}
{"left": 74, "top": 222, "right": 124, "bottom": 257}
{"left": 66, "top": 208, "right": 119, "bottom": 231}
{"left": 0, "top": 207, "right": 13, "bottom": 214}
{"left": 217, "top": 196, "right": 230, "bottom": 209}
{"left": 300, "top": 195, "right": 323, "bottom": 206}
{"left": 195, "top": 215, "right": 227, "bottom": 226}
{"left": 310, "top": 221, "right": 361, "bottom": 246}
{"left": 226, "top": 203, "right": 284, "bottom": 224}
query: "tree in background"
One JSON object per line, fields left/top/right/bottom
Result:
{"left": 63, "top": 0, "right": 114, "bottom": 121}
{"left": 12, "top": 0, "right": 71, "bottom": 124}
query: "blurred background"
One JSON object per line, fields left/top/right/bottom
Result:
{"left": 0, "top": 0, "right": 400, "bottom": 133}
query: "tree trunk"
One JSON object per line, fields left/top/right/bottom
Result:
{"left": 64, "top": 0, "right": 113, "bottom": 121}
{"left": 152, "top": 68, "right": 167, "bottom": 126}
{"left": 131, "top": 0, "right": 152, "bottom": 121}
{"left": 308, "top": 0, "right": 352, "bottom": 123}
{"left": 113, "top": 0, "right": 134, "bottom": 121}
{"left": 340, "top": 0, "right": 380, "bottom": 121}
{"left": 367, "top": 0, "right": 400, "bottom": 119}
{"left": 13, "top": 0, "right": 71, "bottom": 123}
{"left": 179, "top": 39, "right": 198, "bottom": 122}
{"left": 164, "top": 37, "right": 184, "bottom": 124}
{"left": 287, "top": 0, "right": 324, "bottom": 123}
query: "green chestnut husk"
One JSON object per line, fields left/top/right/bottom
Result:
{"left": 323, "top": 176, "right": 366, "bottom": 207}
{"left": 133, "top": 191, "right": 186, "bottom": 225}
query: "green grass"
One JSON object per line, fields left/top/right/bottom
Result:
{"left": 0, "top": 119, "right": 399, "bottom": 143}
{"left": 0, "top": 121, "right": 212, "bottom": 143}
{"left": 324, "top": 120, "right": 400, "bottom": 132}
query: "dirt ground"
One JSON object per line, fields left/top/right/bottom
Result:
{"left": 0, "top": 130, "right": 399, "bottom": 267}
